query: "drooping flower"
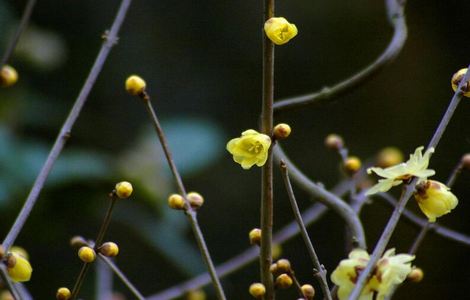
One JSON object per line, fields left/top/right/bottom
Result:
{"left": 366, "top": 146, "right": 435, "bottom": 195}
{"left": 6, "top": 252, "right": 33, "bottom": 282}
{"left": 226, "top": 129, "right": 271, "bottom": 170}
{"left": 414, "top": 180, "right": 458, "bottom": 222}
{"left": 331, "top": 248, "right": 414, "bottom": 300}
{"left": 264, "top": 17, "right": 298, "bottom": 45}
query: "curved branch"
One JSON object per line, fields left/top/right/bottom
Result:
{"left": 274, "top": 146, "right": 366, "bottom": 248}
{"left": 273, "top": 0, "right": 407, "bottom": 112}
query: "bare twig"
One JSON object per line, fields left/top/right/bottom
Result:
{"left": 273, "top": 0, "right": 407, "bottom": 112}
{"left": 96, "top": 258, "right": 113, "bottom": 300}
{"left": 1, "top": 0, "right": 133, "bottom": 251}
{"left": 0, "top": 0, "right": 36, "bottom": 67}
{"left": 280, "top": 161, "right": 332, "bottom": 300}
{"left": 348, "top": 65, "right": 470, "bottom": 300}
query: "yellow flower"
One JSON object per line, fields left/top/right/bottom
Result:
{"left": 226, "top": 129, "right": 271, "bottom": 169}
{"left": 366, "top": 146, "right": 435, "bottom": 195}
{"left": 414, "top": 180, "right": 458, "bottom": 222}
{"left": 264, "top": 17, "right": 298, "bottom": 45}
{"left": 6, "top": 252, "right": 33, "bottom": 282}
{"left": 331, "top": 248, "right": 414, "bottom": 300}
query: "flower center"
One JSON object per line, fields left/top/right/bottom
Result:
{"left": 248, "top": 142, "right": 263, "bottom": 154}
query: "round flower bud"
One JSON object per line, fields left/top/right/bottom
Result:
{"left": 187, "top": 192, "right": 204, "bottom": 209}
{"left": 115, "top": 181, "right": 133, "bottom": 199}
{"left": 461, "top": 153, "right": 470, "bottom": 170}
{"left": 276, "top": 259, "right": 291, "bottom": 273}
{"left": 99, "top": 242, "right": 119, "bottom": 257}
{"left": 275, "top": 274, "right": 293, "bottom": 289}
{"left": 269, "top": 263, "right": 279, "bottom": 275}
{"left": 301, "top": 284, "right": 315, "bottom": 299}
{"left": 414, "top": 180, "right": 458, "bottom": 222}
{"left": 56, "top": 287, "right": 71, "bottom": 300}
{"left": 0, "top": 65, "right": 18, "bottom": 88}
{"left": 186, "top": 289, "right": 206, "bottom": 300}
{"left": 249, "top": 228, "right": 262, "bottom": 245}
{"left": 168, "top": 194, "right": 186, "bottom": 210}
{"left": 264, "top": 17, "right": 298, "bottom": 45}
{"left": 70, "top": 236, "right": 88, "bottom": 248}
{"left": 78, "top": 246, "right": 96, "bottom": 263}
{"left": 324, "top": 134, "right": 344, "bottom": 151}
{"left": 248, "top": 283, "right": 266, "bottom": 298}
{"left": 344, "top": 156, "right": 362, "bottom": 175}
{"left": 407, "top": 267, "right": 424, "bottom": 283}
{"left": 451, "top": 68, "right": 470, "bottom": 97}
{"left": 377, "top": 147, "right": 404, "bottom": 168}
{"left": 125, "top": 75, "right": 146, "bottom": 96}
{"left": 0, "top": 291, "right": 14, "bottom": 300}
{"left": 273, "top": 123, "right": 291, "bottom": 140}
{"left": 6, "top": 252, "right": 32, "bottom": 282}
{"left": 10, "top": 246, "right": 29, "bottom": 260}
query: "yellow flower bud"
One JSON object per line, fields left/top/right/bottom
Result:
{"left": 115, "top": 181, "right": 133, "bottom": 199}
{"left": 0, "top": 291, "right": 14, "bottom": 300}
{"left": 56, "top": 287, "right": 71, "bottom": 300}
{"left": 99, "top": 242, "right": 119, "bottom": 257}
{"left": 264, "top": 17, "right": 298, "bottom": 45}
{"left": 377, "top": 147, "right": 404, "bottom": 168}
{"left": 6, "top": 252, "right": 32, "bottom": 282}
{"left": 324, "top": 133, "right": 344, "bottom": 150}
{"left": 344, "top": 156, "right": 362, "bottom": 175}
{"left": 10, "top": 246, "right": 29, "bottom": 260}
{"left": 249, "top": 228, "right": 262, "bottom": 245}
{"left": 275, "top": 259, "right": 291, "bottom": 273}
{"left": 248, "top": 283, "right": 266, "bottom": 298}
{"left": 407, "top": 267, "right": 424, "bottom": 283}
{"left": 226, "top": 129, "right": 271, "bottom": 169}
{"left": 186, "top": 289, "right": 206, "bottom": 300}
{"left": 451, "top": 68, "right": 470, "bottom": 97}
{"left": 168, "top": 193, "right": 186, "bottom": 210}
{"left": 269, "top": 263, "right": 279, "bottom": 275}
{"left": 0, "top": 65, "right": 18, "bottom": 87}
{"left": 187, "top": 192, "right": 204, "bottom": 209}
{"left": 301, "top": 284, "right": 315, "bottom": 299}
{"left": 125, "top": 75, "right": 146, "bottom": 96}
{"left": 273, "top": 123, "right": 292, "bottom": 140}
{"left": 70, "top": 236, "right": 88, "bottom": 248}
{"left": 461, "top": 153, "right": 470, "bottom": 170}
{"left": 275, "top": 273, "right": 293, "bottom": 289}
{"left": 414, "top": 180, "right": 458, "bottom": 222}
{"left": 78, "top": 246, "right": 96, "bottom": 263}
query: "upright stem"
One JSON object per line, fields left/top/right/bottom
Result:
{"left": 261, "top": 0, "right": 275, "bottom": 299}
{"left": 1, "top": 0, "right": 133, "bottom": 251}
{"left": 0, "top": 0, "right": 36, "bottom": 67}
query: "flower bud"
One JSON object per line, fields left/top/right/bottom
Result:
{"left": 324, "top": 134, "right": 344, "bottom": 150}
{"left": 125, "top": 75, "right": 146, "bottom": 96}
{"left": 461, "top": 153, "right": 470, "bottom": 170}
{"left": 56, "top": 287, "right": 71, "bottom": 300}
{"left": 0, "top": 65, "right": 18, "bottom": 87}
{"left": 187, "top": 192, "right": 204, "bottom": 209}
{"left": 276, "top": 259, "right": 291, "bottom": 273}
{"left": 186, "top": 289, "right": 206, "bottom": 300}
{"left": 70, "top": 236, "right": 88, "bottom": 248}
{"left": 168, "top": 194, "right": 186, "bottom": 210}
{"left": 249, "top": 228, "right": 262, "bottom": 245}
{"left": 301, "top": 284, "right": 315, "bottom": 299}
{"left": 99, "top": 242, "right": 119, "bottom": 257}
{"left": 275, "top": 274, "right": 293, "bottom": 289}
{"left": 10, "top": 246, "right": 29, "bottom": 260}
{"left": 6, "top": 252, "right": 32, "bottom": 282}
{"left": 344, "top": 156, "right": 362, "bottom": 175}
{"left": 451, "top": 68, "right": 470, "bottom": 97}
{"left": 414, "top": 180, "right": 458, "bottom": 222}
{"left": 377, "top": 147, "right": 404, "bottom": 168}
{"left": 264, "top": 17, "right": 298, "bottom": 45}
{"left": 115, "top": 181, "right": 133, "bottom": 199}
{"left": 407, "top": 267, "right": 424, "bottom": 283}
{"left": 78, "top": 246, "right": 96, "bottom": 263}
{"left": 249, "top": 283, "right": 266, "bottom": 298}
{"left": 269, "top": 263, "right": 279, "bottom": 275}
{"left": 273, "top": 123, "right": 292, "bottom": 140}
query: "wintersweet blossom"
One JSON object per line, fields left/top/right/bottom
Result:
{"left": 414, "top": 180, "right": 458, "bottom": 222}
{"left": 226, "top": 129, "right": 271, "bottom": 170}
{"left": 7, "top": 252, "right": 33, "bottom": 282}
{"left": 366, "top": 146, "right": 435, "bottom": 195}
{"left": 264, "top": 17, "right": 298, "bottom": 45}
{"left": 331, "top": 248, "right": 414, "bottom": 300}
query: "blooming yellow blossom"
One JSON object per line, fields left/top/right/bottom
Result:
{"left": 264, "top": 17, "right": 298, "bottom": 45}
{"left": 6, "top": 252, "right": 33, "bottom": 282}
{"left": 226, "top": 129, "right": 271, "bottom": 169}
{"left": 414, "top": 180, "right": 458, "bottom": 222}
{"left": 366, "top": 146, "right": 435, "bottom": 195}
{"left": 331, "top": 248, "right": 414, "bottom": 300}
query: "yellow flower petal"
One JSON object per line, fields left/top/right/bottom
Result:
{"left": 226, "top": 129, "right": 271, "bottom": 170}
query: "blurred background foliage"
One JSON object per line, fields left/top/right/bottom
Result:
{"left": 1, "top": 0, "right": 470, "bottom": 299}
